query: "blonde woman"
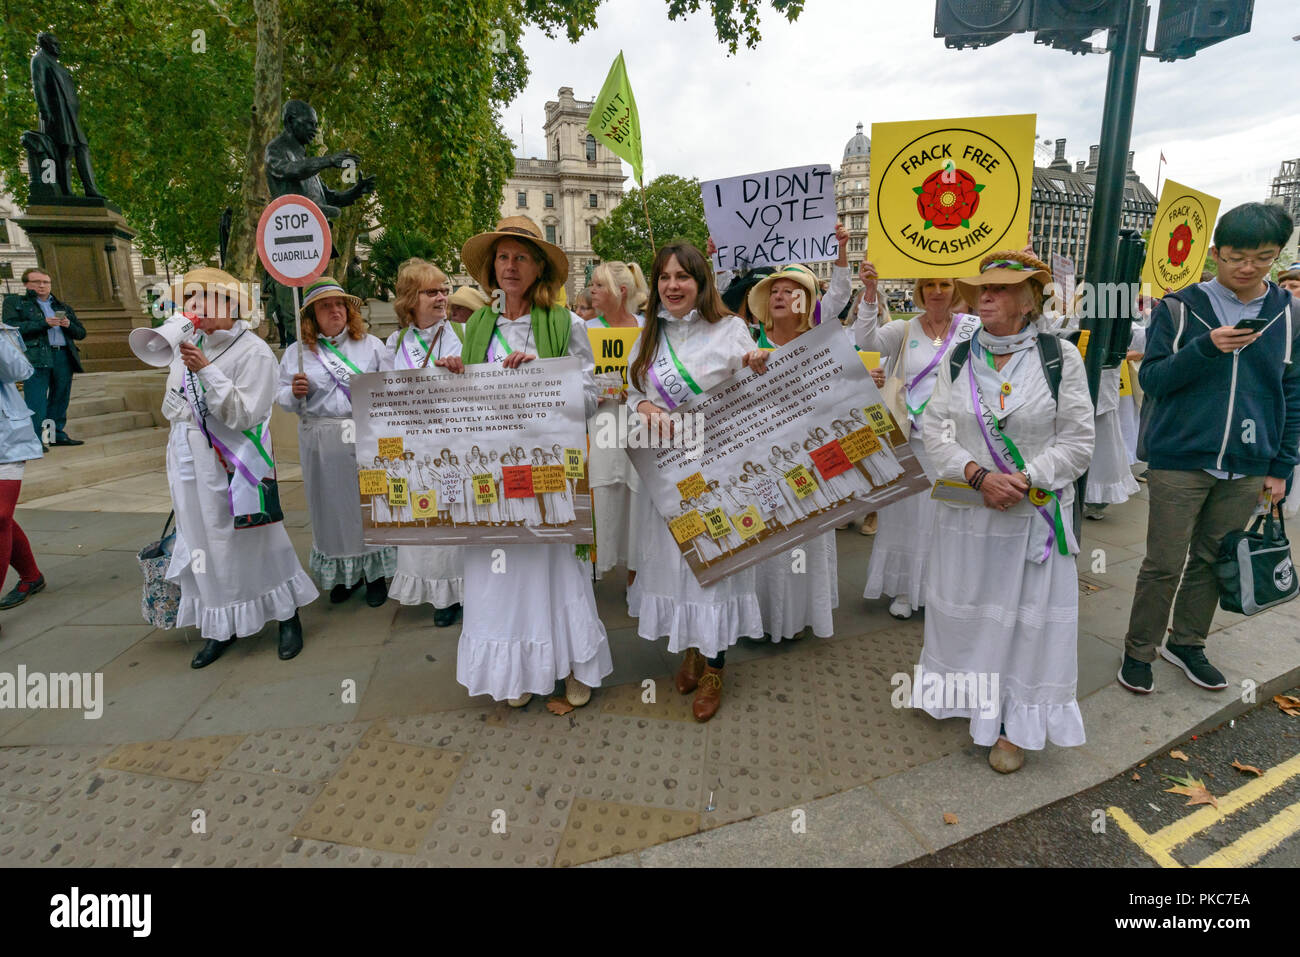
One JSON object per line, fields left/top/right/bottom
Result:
{"left": 277, "top": 278, "right": 396, "bottom": 608}
{"left": 586, "top": 260, "right": 648, "bottom": 582}
{"left": 380, "top": 258, "right": 464, "bottom": 626}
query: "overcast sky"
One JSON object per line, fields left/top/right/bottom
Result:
{"left": 505, "top": 0, "right": 1298, "bottom": 216}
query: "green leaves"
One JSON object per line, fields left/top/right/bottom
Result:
{"left": 591, "top": 173, "right": 709, "bottom": 279}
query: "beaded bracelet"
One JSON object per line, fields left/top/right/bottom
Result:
{"left": 970, "top": 467, "right": 990, "bottom": 491}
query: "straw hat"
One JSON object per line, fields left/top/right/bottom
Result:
{"left": 459, "top": 215, "right": 568, "bottom": 292}
{"left": 747, "top": 263, "right": 820, "bottom": 328}
{"left": 172, "top": 267, "right": 254, "bottom": 317}
{"left": 955, "top": 250, "right": 1051, "bottom": 308}
{"left": 448, "top": 286, "right": 490, "bottom": 312}
{"left": 297, "top": 277, "right": 362, "bottom": 319}
{"left": 1278, "top": 263, "right": 1300, "bottom": 283}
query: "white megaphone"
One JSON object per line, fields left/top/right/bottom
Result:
{"left": 130, "top": 313, "right": 196, "bottom": 367}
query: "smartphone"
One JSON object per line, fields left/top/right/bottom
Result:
{"left": 1234, "top": 317, "right": 1269, "bottom": 332}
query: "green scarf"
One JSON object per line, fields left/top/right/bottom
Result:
{"left": 462, "top": 303, "right": 571, "bottom": 364}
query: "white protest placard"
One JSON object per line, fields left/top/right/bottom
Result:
{"left": 702, "top": 164, "right": 838, "bottom": 273}
{"left": 256, "top": 194, "right": 331, "bottom": 287}
{"left": 1050, "top": 252, "right": 1075, "bottom": 313}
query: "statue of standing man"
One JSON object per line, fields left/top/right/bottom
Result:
{"left": 29, "top": 31, "right": 103, "bottom": 200}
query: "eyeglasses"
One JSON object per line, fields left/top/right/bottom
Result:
{"left": 420, "top": 288, "right": 449, "bottom": 296}
{"left": 1218, "top": 251, "right": 1279, "bottom": 268}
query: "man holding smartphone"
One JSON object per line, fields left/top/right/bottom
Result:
{"left": 1119, "top": 203, "right": 1300, "bottom": 695}
{"left": 1, "top": 268, "right": 86, "bottom": 449}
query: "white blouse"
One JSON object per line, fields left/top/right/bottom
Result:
{"left": 382, "top": 321, "right": 463, "bottom": 372}
{"left": 625, "top": 309, "right": 756, "bottom": 410}
{"left": 162, "top": 321, "right": 278, "bottom": 433}
{"left": 489, "top": 310, "right": 599, "bottom": 419}
{"left": 275, "top": 332, "right": 387, "bottom": 418}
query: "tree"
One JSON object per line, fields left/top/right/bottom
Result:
{"left": 592, "top": 174, "right": 709, "bottom": 279}
{"left": 364, "top": 227, "right": 441, "bottom": 291}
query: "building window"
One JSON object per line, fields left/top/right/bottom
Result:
{"left": 585, "top": 134, "right": 597, "bottom": 162}
{"left": 851, "top": 215, "right": 864, "bottom": 230}
{"left": 0, "top": 219, "right": 8, "bottom": 244}
{"left": 546, "top": 225, "right": 557, "bottom": 244}
{"left": 589, "top": 223, "right": 598, "bottom": 245}
{"left": 554, "top": 137, "right": 560, "bottom": 159}
{"left": 517, "top": 191, "right": 527, "bottom": 207}
{"left": 589, "top": 193, "right": 598, "bottom": 208}
{"left": 545, "top": 193, "right": 554, "bottom": 208}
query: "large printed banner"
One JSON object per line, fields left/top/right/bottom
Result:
{"left": 352, "top": 358, "right": 592, "bottom": 545}
{"left": 629, "top": 321, "right": 930, "bottom": 587}
{"left": 702, "top": 163, "right": 838, "bottom": 272}
{"left": 1141, "top": 179, "right": 1220, "bottom": 296}
{"left": 869, "top": 113, "right": 1036, "bottom": 279}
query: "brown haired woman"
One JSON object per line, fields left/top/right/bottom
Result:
{"left": 626, "top": 241, "right": 768, "bottom": 721}
{"left": 276, "top": 277, "right": 396, "bottom": 607}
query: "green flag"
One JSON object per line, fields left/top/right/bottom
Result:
{"left": 587, "top": 51, "right": 643, "bottom": 183}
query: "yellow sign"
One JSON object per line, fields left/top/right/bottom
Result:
{"left": 588, "top": 327, "right": 643, "bottom": 387}
{"left": 564, "top": 447, "right": 585, "bottom": 479}
{"left": 858, "top": 351, "right": 881, "bottom": 371}
{"left": 1076, "top": 329, "right": 1090, "bottom": 357}
{"left": 377, "top": 436, "right": 404, "bottom": 458}
{"left": 358, "top": 469, "right": 388, "bottom": 495}
{"left": 472, "top": 472, "right": 497, "bottom": 505}
{"left": 703, "top": 507, "right": 732, "bottom": 540}
{"left": 676, "top": 471, "right": 708, "bottom": 501}
{"left": 387, "top": 477, "right": 409, "bottom": 507}
{"left": 732, "top": 505, "right": 765, "bottom": 541}
{"left": 863, "top": 403, "right": 895, "bottom": 437}
{"left": 1120, "top": 360, "right": 1133, "bottom": 397}
{"left": 869, "top": 113, "right": 1036, "bottom": 278}
{"left": 532, "top": 464, "right": 567, "bottom": 493}
{"left": 1141, "top": 179, "right": 1220, "bottom": 296}
{"left": 840, "top": 426, "right": 882, "bottom": 462}
{"left": 784, "top": 464, "right": 818, "bottom": 499}
{"left": 411, "top": 490, "right": 437, "bottom": 518}
{"left": 669, "top": 510, "right": 706, "bottom": 544}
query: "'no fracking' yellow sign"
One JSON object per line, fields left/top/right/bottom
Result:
{"left": 869, "top": 113, "right": 1036, "bottom": 279}
{"left": 1141, "top": 179, "right": 1220, "bottom": 296}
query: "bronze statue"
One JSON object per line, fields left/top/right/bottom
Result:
{"left": 265, "top": 100, "right": 374, "bottom": 216}
{"left": 27, "top": 32, "right": 102, "bottom": 201}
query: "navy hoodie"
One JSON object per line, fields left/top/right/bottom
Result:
{"left": 1139, "top": 281, "right": 1300, "bottom": 478}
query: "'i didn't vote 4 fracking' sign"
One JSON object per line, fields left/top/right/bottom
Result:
{"left": 703, "top": 164, "right": 838, "bottom": 272}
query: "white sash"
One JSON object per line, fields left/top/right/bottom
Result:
{"left": 184, "top": 368, "right": 277, "bottom": 519}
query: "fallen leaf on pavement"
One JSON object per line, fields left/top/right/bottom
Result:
{"left": 1274, "top": 695, "right": 1300, "bottom": 717}
{"left": 1132, "top": 773, "right": 1140, "bottom": 781}
{"left": 942, "top": 812, "right": 958, "bottom": 825}
{"left": 1170, "top": 750, "right": 1190, "bottom": 762}
{"left": 546, "top": 697, "right": 574, "bottom": 716}
{"left": 1231, "top": 760, "right": 1263, "bottom": 777}
{"left": 1162, "top": 774, "right": 1218, "bottom": 809}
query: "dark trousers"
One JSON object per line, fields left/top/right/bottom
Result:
{"left": 23, "top": 347, "right": 75, "bottom": 443}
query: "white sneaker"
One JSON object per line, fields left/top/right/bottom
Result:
{"left": 889, "top": 596, "right": 913, "bottom": 620}
{"left": 564, "top": 673, "right": 592, "bottom": 707}
{"left": 507, "top": 693, "right": 532, "bottom": 708}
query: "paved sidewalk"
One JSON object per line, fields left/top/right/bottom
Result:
{"left": 0, "top": 471, "right": 1296, "bottom": 867}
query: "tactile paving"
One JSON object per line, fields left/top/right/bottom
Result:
{"left": 439, "top": 727, "right": 579, "bottom": 831}
{"left": 221, "top": 725, "right": 367, "bottom": 782}
{"left": 567, "top": 715, "right": 706, "bottom": 812}
{"left": 133, "top": 770, "right": 323, "bottom": 867}
{"left": 101, "top": 734, "right": 247, "bottom": 782}
{"left": 0, "top": 745, "right": 113, "bottom": 804}
{"left": 419, "top": 815, "right": 561, "bottom": 867}
{"left": 282, "top": 836, "right": 430, "bottom": 868}
{"left": 599, "top": 678, "right": 698, "bottom": 723}
{"left": 555, "top": 799, "right": 699, "bottom": 867}
{"left": 704, "top": 656, "right": 822, "bottom": 774}
{"left": 369, "top": 709, "right": 491, "bottom": 752}
{"left": 293, "top": 737, "right": 463, "bottom": 853}
{"left": 0, "top": 770, "right": 195, "bottom": 867}
{"left": 699, "top": 763, "right": 830, "bottom": 830}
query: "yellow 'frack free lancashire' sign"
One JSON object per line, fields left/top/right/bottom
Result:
{"left": 1141, "top": 179, "right": 1220, "bottom": 296}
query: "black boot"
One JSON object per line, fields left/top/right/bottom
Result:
{"left": 278, "top": 612, "right": 303, "bottom": 660}
{"left": 191, "top": 637, "right": 233, "bottom": 669}
{"left": 330, "top": 582, "right": 360, "bottom": 604}
{"left": 433, "top": 602, "right": 461, "bottom": 627}
{"left": 364, "top": 577, "right": 388, "bottom": 607}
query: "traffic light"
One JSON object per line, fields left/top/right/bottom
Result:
{"left": 1034, "top": 0, "right": 1127, "bottom": 53}
{"left": 1153, "top": 0, "right": 1254, "bottom": 61}
{"left": 936, "top": 0, "right": 1126, "bottom": 50}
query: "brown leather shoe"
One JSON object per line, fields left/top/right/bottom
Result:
{"left": 692, "top": 666, "right": 723, "bottom": 721}
{"left": 675, "top": 647, "right": 705, "bottom": 694}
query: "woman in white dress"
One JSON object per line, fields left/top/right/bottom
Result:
{"left": 920, "top": 251, "right": 1094, "bottom": 774}
{"left": 854, "top": 265, "right": 980, "bottom": 619}
{"left": 508, "top": 446, "right": 545, "bottom": 526}
{"left": 380, "top": 259, "right": 464, "bottom": 627}
{"left": 163, "top": 268, "right": 318, "bottom": 669}
{"left": 278, "top": 278, "right": 396, "bottom": 608}
{"left": 745, "top": 263, "right": 839, "bottom": 642}
{"left": 585, "top": 261, "right": 648, "bottom": 583}
{"left": 448, "top": 215, "right": 612, "bottom": 708}
{"left": 547, "top": 444, "right": 578, "bottom": 524}
{"left": 369, "top": 454, "right": 392, "bottom": 526}
{"left": 628, "top": 241, "right": 769, "bottom": 721}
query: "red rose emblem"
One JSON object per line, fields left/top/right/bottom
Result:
{"left": 913, "top": 166, "right": 983, "bottom": 230}
{"left": 1168, "top": 222, "right": 1194, "bottom": 267}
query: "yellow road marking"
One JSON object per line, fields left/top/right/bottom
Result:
{"left": 1108, "top": 751, "right": 1300, "bottom": 867}
{"left": 1194, "top": 801, "right": 1300, "bottom": 868}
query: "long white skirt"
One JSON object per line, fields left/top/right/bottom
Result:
{"left": 754, "top": 532, "right": 837, "bottom": 641}
{"left": 865, "top": 487, "right": 935, "bottom": 609}
{"left": 457, "top": 544, "right": 612, "bottom": 701}
{"left": 390, "top": 545, "right": 464, "bottom": 608}
{"left": 1116, "top": 394, "right": 1142, "bottom": 465}
{"left": 630, "top": 490, "right": 762, "bottom": 658}
{"left": 919, "top": 502, "right": 1085, "bottom": 750}
{"left": 1085, "top": 410, "right": 1139, "bottom": 505}
{"left": 592, "top": 482, "right": 639, "bottom": 576}
{"left": 299, "top": 418, "right": 397, "bottom": 588}
{"left": 165, "top": 425, "right": 318, "bottom": 641}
